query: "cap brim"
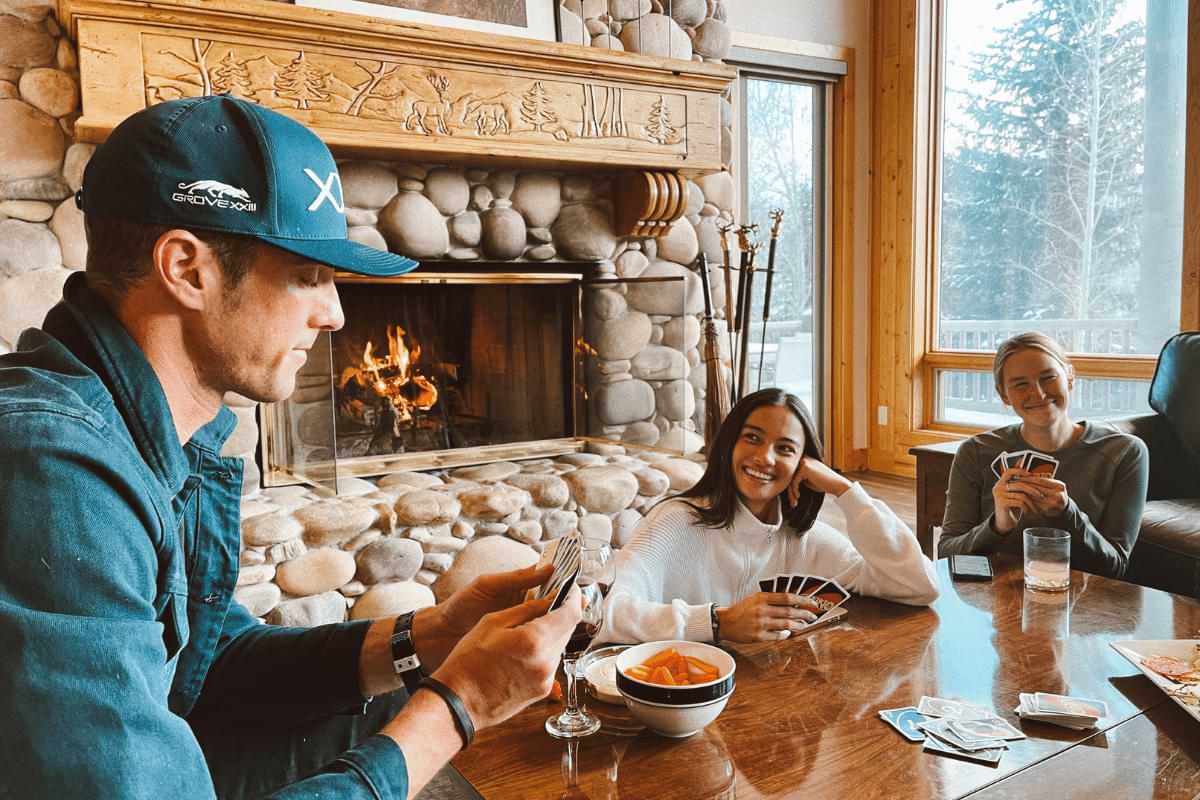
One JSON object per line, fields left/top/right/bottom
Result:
{"left": 258, "top": 234, "right": 419, "bottom": 277}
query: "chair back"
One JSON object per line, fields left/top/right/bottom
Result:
{"left": 1149, "top": 331, "right": 1200, "bottom": 468}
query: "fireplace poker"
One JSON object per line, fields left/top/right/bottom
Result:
{"left": 717, "top": 219, "right": 736, "bottom": 374}
{"left": 695, "top": 253, "right": 731, "bottom": 450}
{"left": 756, "top": 209, "right": 784, "bottom": 392}
{"left": 734, "top": 229, "right": 761, "bottom": 403}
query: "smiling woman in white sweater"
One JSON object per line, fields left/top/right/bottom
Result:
{"left": 601, "top": 389, "right": 938, "bottom": 644}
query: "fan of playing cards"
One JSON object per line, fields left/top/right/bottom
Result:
{"left": 759, "top": 573, "right": 851, "bottom": 629}
{"left": 531, "top": 531, "right": 583, "bottom": 612}
{"left": 990, "top": 449, "right": 1060, "bottom": 480}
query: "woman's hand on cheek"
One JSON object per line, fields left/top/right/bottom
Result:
{"left": 790, "top": 457, "right": 852, "bottom": 500}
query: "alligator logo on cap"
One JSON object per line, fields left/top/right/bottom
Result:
{"left": 172, "top": 180, "right": 257, "bottom": 211}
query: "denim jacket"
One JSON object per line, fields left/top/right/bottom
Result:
{"left": 0, "top": 273, "right": 407, "bottom": 799}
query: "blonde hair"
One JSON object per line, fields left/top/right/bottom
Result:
{"left": 992, "top": 332, "right": 1073, "bottom": 399}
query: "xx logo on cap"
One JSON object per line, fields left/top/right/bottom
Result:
{"left": 304, "top": 168, "right": 345, "bottom": 214}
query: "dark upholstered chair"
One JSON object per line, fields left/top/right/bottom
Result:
{"left": 1112, "top": 332, "right": 1200, "bottom": 598}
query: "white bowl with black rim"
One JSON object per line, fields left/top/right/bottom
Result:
{"left": 614, "top": 640, "right": 736, "bottom": 737}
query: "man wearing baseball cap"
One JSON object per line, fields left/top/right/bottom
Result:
{"left": 0, "top": 95, "right": 580, "bottom": 799}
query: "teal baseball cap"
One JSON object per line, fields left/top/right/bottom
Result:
{"left": 77, "top": 95, "right": 418, "bottom": 277}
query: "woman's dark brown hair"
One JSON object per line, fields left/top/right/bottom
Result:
{"left": 674, "top": 388, "right": 825, "bottom": 533}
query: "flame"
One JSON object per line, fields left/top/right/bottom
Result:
{"left": 342, "top": 323, "right": 438, "bottom": 424}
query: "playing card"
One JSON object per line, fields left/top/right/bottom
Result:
{"left": 949, "top": 717, "right": 1025, "bottom": 742}
{"left": 1002, "top": 450, "right": 1029, "bottom": 471}
{"left": 759, "top": 577, "right": 775, "bottom": 592}
{"left": 1033, "top": 693, "right": 1107, "bottom": 720}
{"left": 535, "top": 532, "right": 581, "bottom": 604}
{"left": 879, "top": 707, "right": 928, "bottom": 742}
{"left": 990, "top": 452, "right": 1008, "bottom": 479}
{"left": 774, "top": 575, "right": 791, "bottom": 593}
{"left": 808, "top": 580, "right": 851, "bottom": 612}
{"left": 918, "top": 719, "right": 1006, "bottom": 752}
{"left": 922, "top": 733, "right": 1005, "bottom": 765}
{"left": 1014, "top": 693, "right": 1098, "bottom": 730}
{"left": 1024, "top": 453, "right": 1059, "bottom": 478}
{"left": 786, "top": 574, "right": 808, "bottom": 594}
{"left": 797, "top": 576, "right": 825, "bottom": 596}
{"left": 917, "top": 696, "right": 992, "bottom": 721}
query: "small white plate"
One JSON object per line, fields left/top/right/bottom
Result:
{"left": 579, "top": 645, "right": 629, "bottom": 705}
{"left": 1110, "top": 639, "right": 1200, "bottom": 723}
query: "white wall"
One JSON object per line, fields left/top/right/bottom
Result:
{"left": 724, "top": 0, "right": 872, "bottom": 455}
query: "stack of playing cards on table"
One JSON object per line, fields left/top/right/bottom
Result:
{"left": 529, "top": 531, "right": 582, "bottom": 612}
{"left": 1014, "top": 692, "right": 1108, "bottom": 730}
{"left": 759, "top": 573, "right": 851, "bottom": 627}
{"left": 990, "top": 449, "right": 1060, "bottom": 480}
{"left": 879, "top": 697, "right": 1025, "bottom": 766}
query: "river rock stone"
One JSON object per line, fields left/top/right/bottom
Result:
{"left": 662, "top": 315, "right": 701, "bottom": 351}
{"left": 656, "top": 457, "right": 705, "bottom": 490}
{"left": 591, "top": 33, "right": 624, "bottom": 50}
{"left": 242, "top": 511, "right": 302, "bottom": 546}
{"left": 551, "top": 203, "right": 616, "bottom": 260}
{"left": 504, "top": 473, "right": 570, "bottom": 507}
{"left": 609, "top": 0, "right": 650, "bottom": 19}
{"left": 542, "top": 509, "right": 579, "bottom": 539}
{"left": 589, "top": 288, "right": 626, "bottom": 321}
{"left": 594, "top": 378, "right": 654, "bottom": 426}
{"left": 612, "top": 508, "right": 644, "bottom": 547}
{"left": 615, "top": 249, "right": 648, "bottom": 279}
{"left": 470, "top": 183, "right": 492, "bottom": 211}
{"left": 345, "top": 208, "right": 378, "bottom": 227}
{"left": 18, "top": 68, "right": 76, "bottom": 118}
{"left": 0, "top": 99, "right": 62, "bottom": 182}
{"left": 269, "top": 591, "right": 347, "bottom": 627}
{"left": 448, "top": 210, "right": 481, "bottom": 247}
{"left": 220, "top": 406, "right": 258, "bottom": 458}
{"left": 378, "top": 471, "right": 444, "bottom": 490}
{"left": 695, "top": 216, "right": 724, "bottom": 265}
{"left": 656, "top": 217, "right": 699, "bottom": 264}
{"left": 422, "top": 552, "right": 452, "bottom": 573}
{"left": 560, "top": 452, "right": 606, "bottom": 467}
{"left": 507, "top": 520, "right": 542, "bottom": 545}
{"left": 348, "top": 225, "right": 387, "bottom": 251}
{"left": 356, "top": 537, "right": 424, "bottom": 583}
{"left": 656, "top": 379, "right": 696, "bottom": 421}
{"left": 425, "top": 536, "right": 467, "bottom": 555}
{"left": 625, "top": 260, "right": 704, "bottom": 316}
{"left": 594, "top": 310, "right": 651, "bottom": 361}
{"left": 394, "top": 489, "right": 461, "bottom": 526}
{"left": 236, "top": 563, "right": 276, "bottom": 586}
{"left": 0, "top": 222, "right": 62, "bottom": 287}
{"left": 624, "top": 420, "right": 660, "bottom": 446}
{"left": 579, "top": 512, "right": 613, "bottom": 544}
{"left": 49, "top": 197, "right": 85, "bottom": 268}
{"left": 433, "top": 536, "right": 538, "bottom": 602}
{"left": 351, "top": 581, "right": 436, "bottom": 619}
{"left": 563, "top": 465, "right": 638, "bottom": 513}
{"left": 267, "top": 539, "right": 308, "bottom": 564}
{"left": 296, "top": 500, "right": 377, "bottom": 546}
{"left": 631, "top": 345, "right": 688, "bottom": 380}
{"left": 633, "top": 467, "right": 670, "bottom": 497}
{"left": 698, "top": 170, "right": 734, "bottom": 212}
{"left": 692, "top": 18, "right": 732, "bottom": 60}
{"left": 511, "top": 173, "right": 562, "bottom": 228}
{"left": 275, "top": 548, "right": 357, "bottom": 596}
{"left": 424, "top": 167, "right": 469, "bottom": 215}
{"left": 378, "top": 191, "right": 449, "bottom": 258}
{"left": 456, "top": 484, "right": 531, "bottom": 520}
{"left": 340, "top": 161, "right": 398, "bottom": 209}
{"left": 0, "top": 199, "right": 50, "bottom": 221}
{"left": 451, "top": 461, "right": 521, "bottom": 482}
{"left": 0, "top": 16, "right": 53, "bottom": 68}
{"left": 234, "top": 582, "right": 282, "bottom": 617}
{"left": 619, "top": 14, "right": 692, "bottom": 60}
{"left": 480, "top": 205, "right": 526, "bottom": 260}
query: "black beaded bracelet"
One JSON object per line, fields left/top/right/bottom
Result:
{"left": 710, "top": 603, "right": 722, "bottom": 644}
{"left": 418, "top": 677, "right": 475, "bottom": 750}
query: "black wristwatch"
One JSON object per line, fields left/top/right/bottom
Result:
{"left": 391, "top": 610, "right": 424, "bottom": 695}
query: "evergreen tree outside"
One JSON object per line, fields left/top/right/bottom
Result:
{"left": 937, "top": 0, "right": 1183, "bottom": 356}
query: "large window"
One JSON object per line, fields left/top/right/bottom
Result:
{"left": 931, "top": 0, "right": 1187, "bottom": 425}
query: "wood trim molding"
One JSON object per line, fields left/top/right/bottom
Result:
{"left": 828, "top": 47, "right": 858, "bottom": 472}
{"left": 1185, "top": 0, "right": 1200, "bottom": 331}
{"left": 922, "top": 351, "right": 1157, "bottom": 381}
{"left": 58, "top": 0, "right": 734, "bottom": 173}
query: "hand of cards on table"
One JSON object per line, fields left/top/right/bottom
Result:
{"left": 1014, "top": 692, "right": 1108, "bottom": 730}
{"left": 758, "top": 573, "right": 851, "bottom": 625}
{"left": 528, "top": 531, "right": 582, "bottom": 612}
{"left": 990, "top": 449, "right": 1060, "bottom": 480}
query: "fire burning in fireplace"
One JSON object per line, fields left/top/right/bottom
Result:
{"left": 338, "top": 324, "right": 439, "bottom": 433}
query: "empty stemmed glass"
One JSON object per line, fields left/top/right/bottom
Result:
{"left": 546, "top": 538, "right": 614, "bottom": 739}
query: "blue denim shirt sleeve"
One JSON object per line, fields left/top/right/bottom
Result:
{"left": 0, "top": 409, "right": 409, "bottom": 800}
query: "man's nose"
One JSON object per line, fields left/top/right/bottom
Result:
{"left": 319, "top": 283, "right": 344, "bottom": 332}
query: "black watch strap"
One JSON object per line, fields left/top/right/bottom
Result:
{"left": 419, "top": 676, "right": 475, "bottom": 750}
{"left": 390, "top": 611, "right": 423, "bottom": 695}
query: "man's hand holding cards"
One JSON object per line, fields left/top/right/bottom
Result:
{"left": 530, "top": 531, "right": 583, "bottom": 612}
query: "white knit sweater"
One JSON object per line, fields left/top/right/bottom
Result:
{"left": 600, "top": 482, "right": 939, "bottom": 644}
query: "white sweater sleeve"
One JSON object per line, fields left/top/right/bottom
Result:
{"left": 599, "top": 504, "right": 715, "bottom": 644}
{"left": 801, "top": 483, "right": 939, "bottom": 606}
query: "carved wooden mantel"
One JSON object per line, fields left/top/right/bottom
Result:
{"left": 57, "top": 0, "right": 735, "bottom": 176}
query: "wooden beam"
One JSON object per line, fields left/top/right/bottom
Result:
{"left": 1184, "top": 0, "right": 1200, "bottom": 331}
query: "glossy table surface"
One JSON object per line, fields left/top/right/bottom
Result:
{"left": 452, "top": 558, "right": 1200, "bottom": 799}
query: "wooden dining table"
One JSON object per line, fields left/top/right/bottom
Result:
{"left": 450, "top": 557, "right": 1200, "bottom": 799}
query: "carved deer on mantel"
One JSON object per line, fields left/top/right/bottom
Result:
{"left": 405, "top": 73, "right": 454, "bottom": 136}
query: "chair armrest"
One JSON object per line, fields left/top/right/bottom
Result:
{"left": 1110, "top": 413, "right": 1199, "bottom": 501}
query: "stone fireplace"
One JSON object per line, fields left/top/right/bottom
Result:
{"left": 1, "top": 0, "right": 735, "bottom": 625}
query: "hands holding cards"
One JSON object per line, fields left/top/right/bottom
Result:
{"left": 988, "top": 450, "right": 1069, "bottom": 534}
{"left": 717, "top": 574, "right": 851, "bottom": 642}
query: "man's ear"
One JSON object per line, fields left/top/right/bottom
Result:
{"left": 150, "top": 229, "right": 223, "bottom": 311}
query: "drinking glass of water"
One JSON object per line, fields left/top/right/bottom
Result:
{"left": 1024, "top": 527, "right": 1070, "bottom": 591}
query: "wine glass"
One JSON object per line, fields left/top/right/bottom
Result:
{"left": 546, "top": 538, "right": 614, "bottom": 739}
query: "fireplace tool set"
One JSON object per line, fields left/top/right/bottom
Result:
{"left": 696, "top": 209, "right": 785, "bottom": 448}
